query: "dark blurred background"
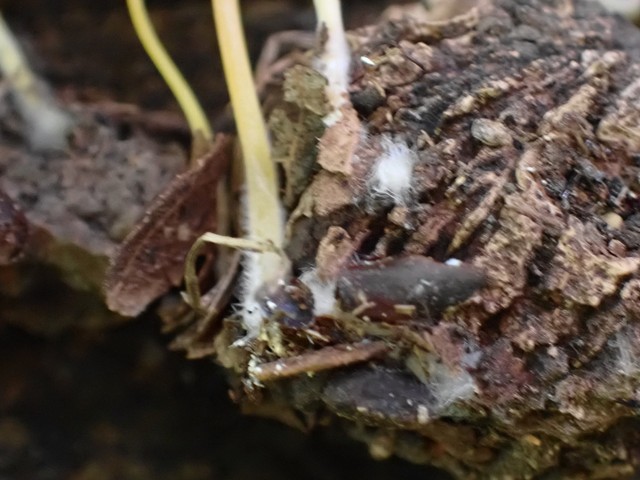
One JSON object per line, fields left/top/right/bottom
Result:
{"left": 0, "top": 0, "right": 409, "bottom": 117}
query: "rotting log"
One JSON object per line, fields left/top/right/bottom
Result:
{"left": 104, "top": 0, "right": 640, "bottom": 478}
{"left": 225, "top": 0, "right": 640, "bottom": 478}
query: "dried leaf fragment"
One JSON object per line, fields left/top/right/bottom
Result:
{"left": 105, "top": 135, "right": 233, "bottom": 316}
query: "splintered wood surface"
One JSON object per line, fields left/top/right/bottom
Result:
{"left": 4, "top": 0, "right": 640, "bottom": 479}
{"left": 157, "top": 1, "right": 640, "bottom": 478}
{"left": 0, "top": 1, "right": 436, "bottom": 480}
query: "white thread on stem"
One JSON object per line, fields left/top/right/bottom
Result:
{"left": 369, "top": 137, "right": 416, "bottom": 204}
{"left": 212, "top": 0, "right": 286, "bottom": 336}
{"left": 313, "top": 0, "right": 351, "bottom": 123}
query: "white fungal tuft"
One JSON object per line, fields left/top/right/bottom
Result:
{"left": 369, "top": 137, "right": 416, "bottom": 204}
{"left": 299, "top": 269, "right": 337, "bottom": 316}
{"left": 239, "top": 251, "right": 268, "bottom": 337}
{"left": 427, "top": 358, "right": 477, "bottom": 410}
{"left": 611, "top": 330, "right": 640, "bottom": 377}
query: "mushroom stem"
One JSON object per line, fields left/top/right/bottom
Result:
{"left": 0, "top": 12, "right": 72, "bottom": 151}
{"left": 211, "top": 0, "right": 286, "bottom": 335}
{"left": 126, "top": 0, "right": 212, "bottom": 157}
{"left": 312, "top": 0, "right": 351, "bottom": 119}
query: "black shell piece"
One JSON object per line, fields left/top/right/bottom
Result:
{"left": 336, "top": 255, "right": 485, "bottom": 321}
{"left": 263, "top": 281, "right": 315, "bottom": 328}
{"left": 322, "top": 366, "right": 435, "bottom": 426}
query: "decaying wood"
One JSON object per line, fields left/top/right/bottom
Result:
{"left": 0, "top": 190, "right": 28, "bottom": 265}
{"left": 91, "top": 0, "right": 640, "bottom": 477}
{"left": 193, "top": 1, "right": 640, "bottom": 478}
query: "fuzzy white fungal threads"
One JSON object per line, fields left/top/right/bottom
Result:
{"left": 240, "top": 251, "right": 268, "bottom": 336}
{"left": 612, "top": 330, "right": 640, "bottom": 377}
{"left": 427, "top": 359, "right": 477, "bottom": 410}
{"left": 369, "top": 137, "right": 416, "bottom": 204}
{"left": 300, "top": 269, "right": 337, "bottom": 316}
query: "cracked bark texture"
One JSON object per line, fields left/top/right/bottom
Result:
{"left": 189, "top": 1, "right": 640, "bottom": 478}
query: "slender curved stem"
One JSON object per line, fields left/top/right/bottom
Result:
{"left": 312, "top": 0, "right": 350, "bottom": 115}
{"left": 126, "top": 0, "right": 212, "bottom": 151}
{"left": 211, "top": 0, "right": 284, "bottom": 275}
{"left": 184, "top": 232, "right": 280, "bottom": 311}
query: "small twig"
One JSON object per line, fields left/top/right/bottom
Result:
{"left": 250, "top": 341, "right": 388, "bottom": 383}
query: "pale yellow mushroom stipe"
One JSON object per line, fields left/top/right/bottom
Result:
{"left": 126, "top": 0, "right": 212, "bottom": 157}
{"left": 212, "top": 0, "right": 286, "bottom": 335}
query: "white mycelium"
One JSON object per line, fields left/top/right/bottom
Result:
{"left": 369, "top": 137, "right": 416, "bottom": 204}
{"left": 300, "top": 269, "right": 338, "bottom": 316}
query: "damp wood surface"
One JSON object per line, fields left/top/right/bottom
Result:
{"left": 175, "top": 1, "right": 640, "bottom": 478}
{"left": 2, "top": 0, "right": 640, "bottom": 479}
